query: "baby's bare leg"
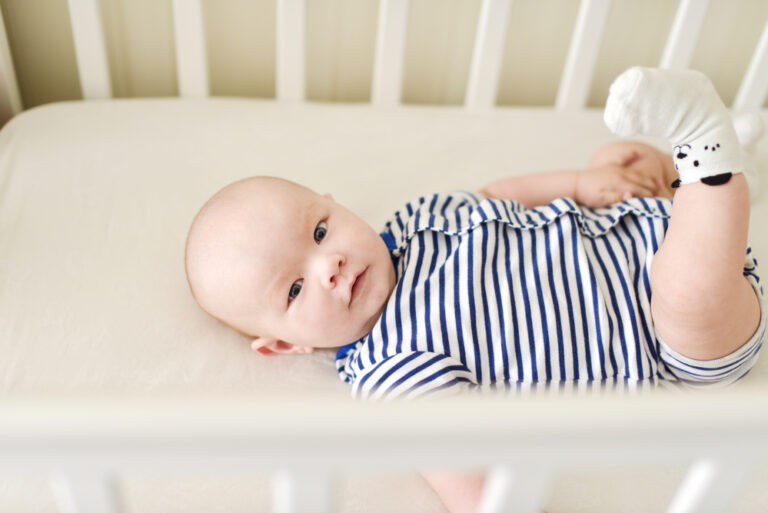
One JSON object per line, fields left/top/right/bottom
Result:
{"left": 604, "top": 67, "right": 761, "bottom": 360}
{"left": 420, "top": 470, "right": 486, "bottom": 513}
{"left": 651, "top": 176, "right": 759, "bottom": 359}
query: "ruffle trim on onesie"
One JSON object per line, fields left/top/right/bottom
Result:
{"left": 383, "top": 191, "right": 673, "bottom": 263}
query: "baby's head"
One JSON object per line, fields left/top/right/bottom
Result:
{"left": 185, "top": 177, "right": 396, "bottom": 354}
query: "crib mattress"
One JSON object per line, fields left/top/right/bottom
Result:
{"left": 1, "top": 99, "right": 766, "bottom": 512}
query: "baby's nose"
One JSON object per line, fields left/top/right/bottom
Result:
{"left": 319, "top": 253, "right": 346, "bottom": 288}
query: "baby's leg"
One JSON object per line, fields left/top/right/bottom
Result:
{"left": 604, "top": 67, "right": 761, "bottom": 360}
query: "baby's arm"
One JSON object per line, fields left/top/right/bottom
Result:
{"left": 481, "top": 145, "right": 665, "bottom": 208}
{"left": 481, "top": 170, "right": 579, "bottom": 208}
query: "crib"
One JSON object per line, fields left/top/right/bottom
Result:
{"left": 1, "top": 1, "right": 767, "bottom": 512}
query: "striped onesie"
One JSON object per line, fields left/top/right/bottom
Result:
{"left": 335, "top": 191, "right": 765, "bottom": 400}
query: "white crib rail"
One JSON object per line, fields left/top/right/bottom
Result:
{"left": 66, "top": 0, "right": 112, "bottom": 100}
{"left": 666, "top": 458, "right": 755, "bottom": 513}
{"left": 172, "top": 0, "right": 209, "bottom": 98}
{"left": 554, "top": 0, "right": 611, "bottom": 110}
{"left": 479, "top": 465, "right": 551, "bottom": 513}
{"left": 371, "top": 0, "right": 409, "bottom": 107}
{"left": 734, "top": 20, "right": 768, "bottom": 111}
{"left": 273, "top": 470, "right": 334, "bottom": 513}
{"left": 465, "top": 0, "right": 513, "bottom": 111}
{"left": 276, "top": 0, "right": 306, "bottom": 102}
{"left": 1, "top": 389, "right": 766, "bottom": 513}
{"left": 1, "top": 0, "right": 767, "bottom": 117}
{"left": 50, "top": 473, "right": 120, "bottom": 513}
{"left": 659, "top": 0, "right": 710, "bottom": 70}
{"left": 0, "top": 4, "right": 21, "bottom": 121}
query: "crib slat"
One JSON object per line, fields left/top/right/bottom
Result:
{"left": 665, "top": 458, "right": 751, "bottom": 513}
{"left": 555, "top": 0, "right": 611, "bottom": 110}
{"left": 0, "top": 5, "right": 22, "bottom": 120}
{"left": 733, "top": 20, "right": 768, "bottom": 110}
{"left": 371, "top": 0, "right": 410, "bottom": 107}
{"left": 465, "top": 0, "right": 513, "bottom": 111}
{"left": 276, "top": 0, "right": 305, "bottom": 102}
{"left": 50, "top": 473, "right": 121, "bottom": 513}
{"left": 272, "top": 470, "right": 333, "bottom": 513}
{"left": 172, "top": 0, "right": 209, "bottom": 98}
{"left": 659, "top": 0, "right": 710, "bottom": 69}
{"left": 67, "top": 0, "right": 112, "bottom": 100}
{"left": 478, "top": 465, "right": 550, "bottom": 513}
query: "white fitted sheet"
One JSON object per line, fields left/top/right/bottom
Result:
{"left": 1, "top": 99, "right": 766, "bottom": 512}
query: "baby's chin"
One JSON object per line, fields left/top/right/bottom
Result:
{"left": 329, "top": 322, "right": 371, "bottom": 348}
{"left": 326, "top": 305, "right": 387, "bottom": 348}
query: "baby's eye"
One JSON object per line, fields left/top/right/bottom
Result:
{"left": 288, "top": 279, "right": 303, "bottom": 302}
{"left": 314, "top": 221, "right": 327, "bottom": 244}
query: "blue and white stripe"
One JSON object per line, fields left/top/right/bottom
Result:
{"left": 336, "top": 192, "right": 764, "bottom": 400}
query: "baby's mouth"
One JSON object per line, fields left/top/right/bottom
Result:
{"left": 349, "top": 267, "right": 368, "bottom": 306}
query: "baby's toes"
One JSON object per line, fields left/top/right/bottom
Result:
{"left": 604, "top": 67, "right": 645, "bottom": 137}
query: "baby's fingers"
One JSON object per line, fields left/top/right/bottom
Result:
{"left": 622, "top": 168, "right": 660, "bottom": 193}
{"left": 602, "top": 179, "right": 655, "bottom": 204}
{"left": 599, "top": 190, "right": 632, "bottom": 206}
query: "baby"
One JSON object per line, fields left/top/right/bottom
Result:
{"left": 186, "top": 67, "right": 766, "bottom": 513}
{"left": 186, "top": 68, "right": 765, "bottom": 403}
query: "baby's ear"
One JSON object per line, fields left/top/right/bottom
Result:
{"left": 251, "top": 337, "right": 314, "bottom": 355}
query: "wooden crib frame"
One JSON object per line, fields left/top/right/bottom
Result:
{"left": 1, "top": 1, "right": 767, "bottom": 512}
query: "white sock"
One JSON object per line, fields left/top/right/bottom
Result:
{"left": 733, "top": 112, "right": 764, "bottom": 200}
{"left": 604, "top": 67, "right": 742, "bottom": 188}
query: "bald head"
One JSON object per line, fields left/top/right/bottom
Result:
{"left": 185, "top": 175, "right": 396, "bottom": 351}
{"left": 185, "top": 176, "right": 315, "bottom": 330}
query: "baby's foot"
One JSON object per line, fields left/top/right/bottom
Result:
{"left": 604, "top": 67, "right": 742, "bottom": 188}
{"left": 733, "top": 112, "right": 764, "bottom": 200}
{"left": 733, "top": 112, "right": 764, "bottom": 148}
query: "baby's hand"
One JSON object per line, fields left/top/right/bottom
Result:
{"left": 575, "top": 152, "right": 663, "bottom": 207}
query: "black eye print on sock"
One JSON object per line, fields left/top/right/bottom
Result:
{"left": 694, "top": 160, "right": 699, "bottom": 167}
{"left": 705, "top": 145, "right": 708, "bottom": 150}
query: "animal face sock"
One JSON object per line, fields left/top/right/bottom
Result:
{"left": 603, "top": 67, "right": 742, "bottom": 188}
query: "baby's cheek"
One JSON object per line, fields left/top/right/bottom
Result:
{"left": 302, "top": 308, "right": 356, "bottom": 344}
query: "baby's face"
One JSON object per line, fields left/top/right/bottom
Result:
{"left": 190, "top": 178, "right": 396, "bottom": 350}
